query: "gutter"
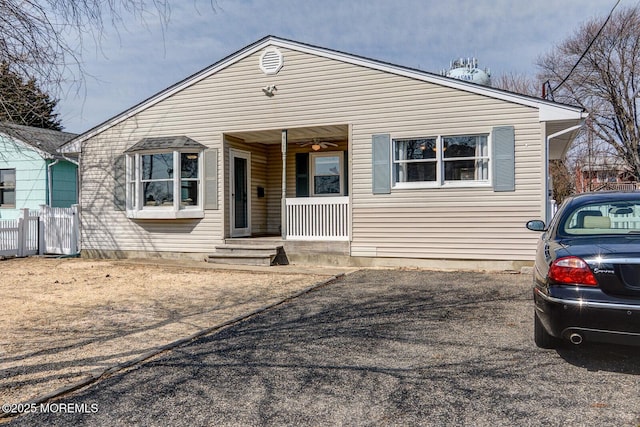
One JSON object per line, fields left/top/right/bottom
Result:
{"left": 545, "top": 122, "right": 585, "bottom": 222}
{"left": 60, "top": 154, "right": 79, "bottom": 166}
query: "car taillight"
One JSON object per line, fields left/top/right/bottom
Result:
{"left": 548, "top": 256, "right": 598, "bottom": 286}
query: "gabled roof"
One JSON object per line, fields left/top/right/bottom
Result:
{"left": 0, "top": 122, "right": 78, "bottom": 160}
{"left": 60, "top": 35, "right": 587, "bottom": 153}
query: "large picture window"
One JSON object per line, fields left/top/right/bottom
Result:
{"left": 142, "top": 153, "right": 174, "bottom": 206}
{"left": 310, "top": 152, "right": 344, "bottom": 196}
{"left": 0, "top": 168, "right": 16, "bottom": 208}
{"left": 126, "top": 150, "right": 203, "bottom": 219}
{"left": 393, "top": 133, "right": 490, "bottom": 187}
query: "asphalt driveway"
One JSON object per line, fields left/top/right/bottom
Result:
{"left": 6, "top": 269, "right": 640, "bottom": 426}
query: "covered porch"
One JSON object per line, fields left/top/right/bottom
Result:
{"left": 223, "top": 124, "right": 351, "bottom": 243}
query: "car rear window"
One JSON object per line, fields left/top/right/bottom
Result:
{"left": 562, "top": 200, "right": 640, "bottom": 235}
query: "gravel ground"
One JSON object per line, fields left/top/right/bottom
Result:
{"left": 5, "top": 269, "right": 640, "bottom": 426}
{"left": 0, "top": 257, "right": 335, "bottom": 405}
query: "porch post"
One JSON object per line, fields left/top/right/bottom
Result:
{"left": 281, "top": 129, "right": 288, "bottom": 239}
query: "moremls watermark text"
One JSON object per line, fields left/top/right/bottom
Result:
{"left": 2, "top": 402, "right": 99, "bottom": 415}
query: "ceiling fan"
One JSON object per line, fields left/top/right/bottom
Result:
{"left": 298, "top": 139, "right": 339, "bottom": 151}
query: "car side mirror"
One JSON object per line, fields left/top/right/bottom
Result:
{"left": 526, "top": 220, "right": 546, "bottom": 232}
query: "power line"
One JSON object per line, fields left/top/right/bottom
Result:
{"left": 550, "top": 0, "right": 622, "bottom": 95}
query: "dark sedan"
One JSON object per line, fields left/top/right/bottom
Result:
{"left": 526, "top": 191, "right": 640, "bottom": 349}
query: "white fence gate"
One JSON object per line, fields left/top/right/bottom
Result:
{"left": 41, "top": 205, "right": 79, "bottom": 255}
{"left": 0, "top": 205, "right": 79, "bottom": 257}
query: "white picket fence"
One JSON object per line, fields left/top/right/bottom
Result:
{"left": 0, "top": 205, "right": 79, "bottom": 257}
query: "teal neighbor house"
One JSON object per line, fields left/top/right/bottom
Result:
{"left": 0, "top": 122, "right": 78, "bottom": 219}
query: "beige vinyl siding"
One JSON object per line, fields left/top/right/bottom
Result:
{"left": 350, "top": 119, "right": 543, "bottom": 260}
{"left": 265, "top": 144, "right": 282, "bottom": 235}
{"left": 81, "top": 46, "right": 546, "bottom": 260}
{"left": 80, "top": 132, "right": 223, "bottom": 253}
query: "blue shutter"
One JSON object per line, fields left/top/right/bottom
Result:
{"left": 372, "top": 134, "right": 391, "bottom": 194}
{"left": 295, "top": 153, "right": 309, "bottom": 197}
{"left": 492, "top": 126, "right": 515, "bottom": 192}
{"left": 204, "top": 148, "right": 218, "bottom": 210}
{"left": 113, "top": 155, "right": 126, "bottom": 211}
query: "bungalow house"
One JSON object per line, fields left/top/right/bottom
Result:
{"left": 0, "top": 122, "right": 78, "bottom": 220}
{"left": 60, "top": 36, "right": 586, "bottom": 270}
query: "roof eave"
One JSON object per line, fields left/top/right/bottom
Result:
{"left": 0, "top": 131, "right": 55, "bottom": 159}
{"left": 539, "top": 104, "right": 588, "bottom": 122}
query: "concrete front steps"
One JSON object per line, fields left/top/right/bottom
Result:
{"left": 207, "top": 244, "right": 288, "bottom": 266}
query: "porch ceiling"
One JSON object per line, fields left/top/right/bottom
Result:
{"left": 547, "top": 119, "right": 584, "bottom": 160}
{"left": 225, "top": 124, "right": 348, "bottom": 144}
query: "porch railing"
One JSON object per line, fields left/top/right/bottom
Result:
{"left": 592, "top": 182, "right": 640, "bottom": 192}
{"left": 285, "top": 196, "right": 350, "bottom": 241}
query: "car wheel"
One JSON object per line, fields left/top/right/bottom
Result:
{"left": 534, "top": 311, "right": 557, "bottom": 349}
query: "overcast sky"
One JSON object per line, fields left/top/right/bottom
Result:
{"left": 58, "top": 0, "right": 619, "bottom": 133}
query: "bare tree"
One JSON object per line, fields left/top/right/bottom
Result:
{"left": 537, "top": 5, "right": 640, "bottom": 180}
{"left": 0, "top": 0, "right": 178, "bottom": 128}
{"left": 492, "top": 72, "right": 541, "bottom": 98}
{"left": 494, "top": 72, "right": 577, "bottom": 201}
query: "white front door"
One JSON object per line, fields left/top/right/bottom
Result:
{"left": 230, "top": 149, "right": 251, "bottom": 237}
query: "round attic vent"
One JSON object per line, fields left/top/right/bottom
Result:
{"left": 259, "top": 47, "right": 284, "bottom": 75}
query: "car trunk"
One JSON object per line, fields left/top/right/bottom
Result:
{"left": 563, "top": 237, "right": 640, "bottom": 297}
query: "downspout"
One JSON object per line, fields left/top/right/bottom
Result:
{"left": 545, "top": 122, "right": 585, "bottom": 222}
{"left": 47, "top": 159, "right": 60, "bottom": 206}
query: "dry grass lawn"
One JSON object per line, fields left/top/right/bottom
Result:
{"left": 0, "top": 257, "right": 333, "bottom": 407}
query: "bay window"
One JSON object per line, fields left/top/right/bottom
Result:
{"left": 126, "top": 150, "right": 204, "bottom": 219}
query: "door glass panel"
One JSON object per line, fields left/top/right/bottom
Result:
{"left": 234, "top": 157, "right": 248, "bottom": 228}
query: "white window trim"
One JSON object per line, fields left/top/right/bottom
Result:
{"left": 125, "top": 150, "right": 204, "bottom": 219}
{"left": 310, "top": 151, "right": 345, "bottom": 196}
{"left": 0, "top": 168, "right": 16, "bottom": 208}
{"left": 392, "top": 134, "right": 492, "bottom": 189}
